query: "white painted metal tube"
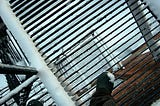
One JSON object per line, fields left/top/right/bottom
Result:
{"left": 0, "top": 75, "right": 38, "bottom": 105}
{"left": 143, "top": 0, "right": 160, "bottom": 21}
{"left": 0, "top": 1, "right": 75, "bottom": 106}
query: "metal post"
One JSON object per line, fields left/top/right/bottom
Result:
{"left": 0, "top": 0, "right": 75, "bottom": 106}
{"left": 93, "top": 32, "right": 123, "bottom": 71}
{"left": 127, "top": 0, "right": 160, "bottom": 61}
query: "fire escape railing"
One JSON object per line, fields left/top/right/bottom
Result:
{"left": 0, "top": 0, "right": 160, "bottom": 106}
{"left": 0, "top": 12, "right": 55, "bottom": 106}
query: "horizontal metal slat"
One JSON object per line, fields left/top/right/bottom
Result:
{"left": 31, "top": 2, "right": 96, "bottom": 43}
{"left": 55, "top": 0, "right": 145, "bottom": 74}
{"left": 24, "top": 0, "right": 66, "bottom": 30}
{"left": 15, "top": 1, "right": 38, "bottom": 17}
{"left": 12, "top": 1, "right": 30, "bottom": 13}
{"left": 45, "top": 0, "right": 133, "bottom": 64}
{"left": 19, "top": 1, "right": 49, "bottom": 20}
{"left": 33, "top": 0, "right": 86, "bottom": 44}
{"left": 10, "top": 0, "right": 25, "bottom": 9}
{"left": 42, "top": 1, "right": 121, "bottom": 61}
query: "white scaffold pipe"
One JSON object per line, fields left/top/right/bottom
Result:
{"left": 0, "top": 1, "right": 75, "bottom": 106}
{"left": 143, "top": 0, "right": 160, "bottom": 21}
{"left": 0, "top": 75, "right": 38, "bottom": 105}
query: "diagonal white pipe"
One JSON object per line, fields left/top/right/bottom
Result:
{"left": 143, "top": 0, "right": 160, "bottom": 21}
{"left": 0, "top": 1, "right": 75, "bottom": 106}
{"left": 0, "top": 75, "right": 38, "bottom": 105}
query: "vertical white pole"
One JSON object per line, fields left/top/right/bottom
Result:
{"left": 0, "top": 1, "right": 75, "bottom": 106}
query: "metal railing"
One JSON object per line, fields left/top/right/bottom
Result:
{"left": 0, "top": 0, "right": 160, "bottom": 105}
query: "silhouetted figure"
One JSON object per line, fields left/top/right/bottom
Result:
{"left": 27, "top": 99, "right": 43, "bottom": 106}
{"left": 90, "top": 72, "right": 116, "bottom": 106}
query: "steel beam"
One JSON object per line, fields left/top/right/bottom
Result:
{"left": 0, "top": 63, "right": 38, "bottom": 75}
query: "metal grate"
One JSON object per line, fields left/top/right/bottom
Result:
{"left": 1, "top": 0, "right": 160, "bottom": 105}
